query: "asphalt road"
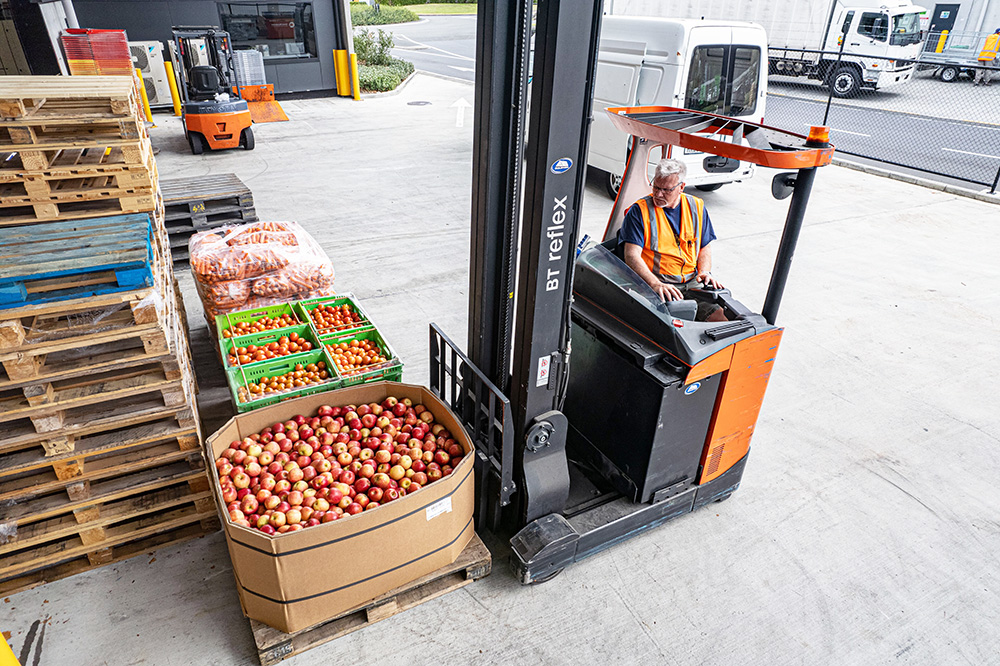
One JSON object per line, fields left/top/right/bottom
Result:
{"left": 764, "top": 91, "right": 1000, "bottom": 188}
{"left": 387, "top": 16, "right": 476, "bottom": 81}
{"left": 386, "top": 16, "right": 1000, "bottom": 190}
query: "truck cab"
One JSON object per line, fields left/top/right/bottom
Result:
{"left": 588, "top": 17, "right": 768, "bottom": 198}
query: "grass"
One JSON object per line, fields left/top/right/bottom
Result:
{"left": 414, "top": 3, "right": 477, "bottom": 14}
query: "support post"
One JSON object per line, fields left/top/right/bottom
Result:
{"left": 762, "top": 166, "right": 818, "bottom": 325}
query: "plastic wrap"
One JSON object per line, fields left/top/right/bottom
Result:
{"left": 189, "top": 221, "right": 336, "bottom": 322}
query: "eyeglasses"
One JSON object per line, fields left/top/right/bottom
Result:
{"left": 652, "top": 182, "right": 683, "bottom": 194}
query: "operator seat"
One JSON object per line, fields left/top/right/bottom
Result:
{"left": 188, "top": 65, "right": 227, "bottom": 101}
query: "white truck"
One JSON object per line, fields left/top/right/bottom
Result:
{"left": 590, "top": 17, "right": 768, "bottom": 198}
{"left": 610, "top": 0, "right": 926, "bottom": 97}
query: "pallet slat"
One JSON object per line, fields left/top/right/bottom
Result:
{"left": 251, "top": 534, "right": 492, "bottom": 666}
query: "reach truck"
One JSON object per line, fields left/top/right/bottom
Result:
{"left": 171, "top": 26, "right": 254, "bottom": 155}
{"left": 428, "top": 0, "right": 834, "bottom": 583}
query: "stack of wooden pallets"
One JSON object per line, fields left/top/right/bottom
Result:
{"left": 159, "top": 173, "right": 258, "bottom": 263}
{"left": 0, "top": 76, "right": 214, "bottom": 596}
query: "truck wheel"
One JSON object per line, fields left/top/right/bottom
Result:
{"left": 188, "top": 132, "right": 205, "bottom": 155}
{"left": 240, "top": 127, "right": 255, "bottom": 150}
{"left": 695, "top": 184, "right": 723, "bottom": 192}
{"left": 939, "top": 66, "right": 959, "bottom": 83}
{"left": 605, "top": 170, "right": 622, "bottom": 199}
{"left": 830, "top": 66, "right": 861, "bottom": 98}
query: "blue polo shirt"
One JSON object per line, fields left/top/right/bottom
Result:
{"left": 618, "top": 198, "right": 717, "bottom": 250}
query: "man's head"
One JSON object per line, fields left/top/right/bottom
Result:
{"left": 650, "top": 159, "right": 687, "bottom": 209}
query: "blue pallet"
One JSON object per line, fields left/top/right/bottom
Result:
{"left": 0, "top": 213, "right": 154, "bottom": 309}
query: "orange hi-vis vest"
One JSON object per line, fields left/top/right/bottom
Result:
{"left": 979, "top": 33, "right": 1000, "bottom": 61}
{"left": 635, "top": 193, "right": 705, "bottom": 283}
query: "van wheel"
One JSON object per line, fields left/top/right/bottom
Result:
{"left": 695, "top": 183, "right": 723, "bottom": 192}
{"left": 605, "top": 171, "right": 622, "bottom": 199}
{"left": 188, "top": 132, "right": 205, "bottom": 155}
{"left": 830, "top": 66, "right": 861, "bottom": 98}
{"left": 939, "top": 66, "right": 959, "bottom": 82}
{"left": 240, "top": 127, "right": 255, "bottom": 150}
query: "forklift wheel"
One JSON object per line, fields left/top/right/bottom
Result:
{"left": 528, "top": 568, "right": 564, "bottom": 584}
{"left": 188, "top": 132, "right": 205, "bottom": 155}
{"left": 240, "top": 127, "right": 255, "bottom": 151}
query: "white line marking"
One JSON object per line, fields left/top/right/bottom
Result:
{"left": 942, "top": 147, "right": 1000, "bottom": 159}
{"left": 394, "top": 35, "right": 474, "bottom": 61}
{"left": 448, "top": 66, "right": 474, "bottom": 73}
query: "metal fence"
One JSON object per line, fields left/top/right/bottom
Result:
{"left": 762, "top": 47, "right": 1000, "bottom": 192}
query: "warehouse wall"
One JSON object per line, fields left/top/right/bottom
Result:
{"left": 71, "top": 0, "right": 338, "bottom": 93}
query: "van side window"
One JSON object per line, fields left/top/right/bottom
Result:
{"left": 730, "top": 47, "right": 760, "bottom": 116}
{"left": 685, "top": 46, "right": 725, "bottom": 114}
{"left": 857, "top": 12, "right": 888, "bottom": 42}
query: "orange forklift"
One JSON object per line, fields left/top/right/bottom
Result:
{"left": 428, "top": 0, "right": 835, "bottom": 583}
{"left": 171, "top": 26, "right": 254, "bottom": 155}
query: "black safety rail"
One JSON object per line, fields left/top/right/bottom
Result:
{"left": 429, "top": 323, "right": 515, "bottom": 531}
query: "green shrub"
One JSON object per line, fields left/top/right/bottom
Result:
{"left": 354, "top": 28, "right": 395, "bottom": 66}
{"left": 358, "top": 57, "right": 415, "bottom": 92}
{"left": 350, "top": 3, "right": 418, "bottom": 25}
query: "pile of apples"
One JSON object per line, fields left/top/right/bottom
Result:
{"left": 215, "top": 397, "right": 464, "bottom": 535}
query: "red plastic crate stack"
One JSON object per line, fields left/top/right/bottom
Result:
{"left": 60, "top": 29, "right": 133, "bottom": 76}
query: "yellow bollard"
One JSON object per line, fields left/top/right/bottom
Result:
{"left": 134, "top": 68, "right": 155, "bottom": 127}
{"left": 350, "top": 53, "right": 361, "bottom": 100}
{"left": 334, "top": 49, "right": 351, "bottom": 96}
{"left": 935, "top": 29, "right": 948, "bottom": 53}
{"left": 163, "top": 59, "right": 182, "bottom": 116}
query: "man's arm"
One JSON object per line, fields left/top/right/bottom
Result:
{"left": 695, "top": 242, "right": 723, "bottom": 289}
{"left": 624, "top": 243, "right": 683, "bottom": 301}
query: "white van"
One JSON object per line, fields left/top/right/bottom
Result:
{"left": 590, "top": 17, "right": 769, "bottom": 198}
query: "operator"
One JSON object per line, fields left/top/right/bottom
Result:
{"left": 618, "top": 158, "right": 726, "bottom": 322}
{"left": 974, "top": 28, "right": 1000, "bottom": 87}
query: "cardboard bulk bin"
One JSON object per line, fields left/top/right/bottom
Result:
{"left": 207, "top": 382, "right": 476, "bottom": 634}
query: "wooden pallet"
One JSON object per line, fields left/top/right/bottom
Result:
{"left": 0, "top": 76, "right": 140, "bottom": 121}
{"left": 0, "top": 475, "right": 214, "bottom": 561}
{"left": 0, "top": 144, "right": 156, "bottom": 189}
{"left": 0, "top": 500, "right": 217, "bottom": 597}
{"left": 251, "top": 533, "right": 492, "bottom": 666}
{"left": 0, "top": 408, "right": 199, "bottom": 502}
{"left": 0, "top": 114, "right": 146, "bottom": 148}
{"left": 0, "top": 190, "right": 158, "bottom": 225}
{"left": 0, "top": 362, "right": 190, "bottom": 433}
{"left": 0, "top": 139, "right": 152, "bottom": 173}
{"left": 0, "top": 520, "right": 213, "bottom": 597}
{"left": 0, "top": 173, "right": 155, "bottom": 203}
{"left": 160, "top": 173, "right": 257, "bottom": 231}
{"left": 0, "top": 215, "right": 154, "bottom": 307}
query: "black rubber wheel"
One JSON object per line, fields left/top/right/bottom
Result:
{"left": 695, "top": 183, "right": 724, "bottom": 192}
{"left": 240, "top": 127, "right": 255, "bottom": 151}
{"left": 529, "top": 568, "right": 564, "bottom": 584}
{"left": 605, "top": 170, "right": 622, "bottom": 199}
{"left": 188, "top": 132, "right": 204, "bottom": 155}
{"left": 830, "top": 66, "right": 861, "bottom": 98}
{"left": 939, "top": 66, "right": 959, "bottom": 83}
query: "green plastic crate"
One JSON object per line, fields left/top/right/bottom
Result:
{"left": 228, "top": 349, "right": 337, "bottom": 413}
{"left": 220, "top": 324, "right": 318, "bottom": 369}
{"left": 320, "top": 327, "right": 403, "bottom": 387}
{"left": 294, "top": 293, "right": 371, "bottom": 337}
{"left": 215, "top": 302, "right": 300, "bottom": 341}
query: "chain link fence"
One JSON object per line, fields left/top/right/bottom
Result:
{"left": 762, "top": 46, "right": 1000, "bottom": 192}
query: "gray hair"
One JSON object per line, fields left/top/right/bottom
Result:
{"left": 653, "top": 158, "right": 687, "bottom": 183}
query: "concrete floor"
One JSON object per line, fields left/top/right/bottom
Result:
{"left": 3, "top": 73, "right": 1000, "bottom": 665}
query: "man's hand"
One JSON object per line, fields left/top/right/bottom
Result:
{"left": 652, "top": 281, "right": 684, "bottom": 301}
{"left": 697, "top": 272, "right": 724, "bottom": 290}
